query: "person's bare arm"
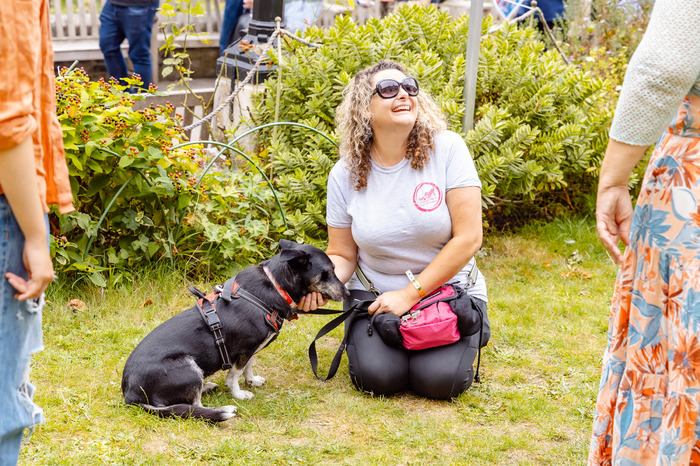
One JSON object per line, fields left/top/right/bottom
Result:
{"left": 0, "top": 137, "right": 54, "bottom": 300}
{"left": 325, "top": 226, "right": 357, "bottom": 284}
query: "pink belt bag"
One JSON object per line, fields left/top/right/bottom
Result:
{"left": 399, "top": 284, "right": 461, "bottom": 350}
{"left": 359, "top": 266, "right": 481, "bottom": 351}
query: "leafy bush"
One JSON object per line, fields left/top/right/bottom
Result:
{"left": 53, "top": 68, "right": 283, "bottom": 285}
{"left": 249, "top": 5, "right": 612, "bottom": 241}
{"left": 559, "top": 0, "right": 653, "bottom": 70}
{"left": 468, "top": 20, "right": 611, "bottom": 224}
{"left": 52, "top": 4, "right": 618, "bottom": 284}
{"left": 557, "top": 0, "right": 655, "bottom": 197}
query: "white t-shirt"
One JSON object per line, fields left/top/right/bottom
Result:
{"left": 326, "top": 130, "right": 488, "bottom": 302}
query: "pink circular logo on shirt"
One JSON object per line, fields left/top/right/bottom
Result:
{"left": 413, "top": 182, "right": 442, "bottom": 212}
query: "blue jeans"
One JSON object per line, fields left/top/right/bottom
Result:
{"left": 99, "top": 1, "right": 158, "bottom": 91}
{"left": 0, "top": 196, "right": 46, "bottom": 466}
{"left": 219, "top": 0, "right": 244, "bottom": 55}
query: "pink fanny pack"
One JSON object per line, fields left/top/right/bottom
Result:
{"left": 399, "top": 284, "right": 460, "bottom": 350}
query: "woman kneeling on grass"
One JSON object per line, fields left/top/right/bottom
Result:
{"left": 299, "top": 60, "right": 490, "bottom": 399}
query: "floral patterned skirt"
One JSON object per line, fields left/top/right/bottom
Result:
{"left": 589, "top": 91, "right": 700, "bottom": 465}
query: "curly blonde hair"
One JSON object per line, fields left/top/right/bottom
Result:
{"left": 335, "top": 60, "right": 447, "bottom": 191}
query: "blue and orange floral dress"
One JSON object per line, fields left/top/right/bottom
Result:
{"left": 589, "top": 91, "right": 700, "bottom": 465}
{"left": 588, "top": 1, "right": 700, "bottom": 463}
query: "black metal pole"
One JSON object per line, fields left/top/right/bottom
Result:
{"left": 216, "top": 0, "right": 285, "bottom": 83}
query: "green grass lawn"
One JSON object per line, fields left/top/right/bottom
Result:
{"left": 20, "top": 216, "right": 616, "bottom": 465}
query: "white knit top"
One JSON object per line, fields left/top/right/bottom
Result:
{"left": 609, "top": 0, "right": 700, "bottom": 146}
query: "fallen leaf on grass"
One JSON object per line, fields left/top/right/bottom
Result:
{"left": 68, "top": 299, "right": 86, "bottom": 312}
{"left": 561, "top": 268, "right": 594, "bottom": 280}
{"left": 139, "top": 299, "right": 154, "bottom": 309}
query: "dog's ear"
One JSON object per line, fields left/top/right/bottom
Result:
{"left": 279, "top": 239, "right": 304, "bottom": 261}
{"left": 279, "top": 248, "right": 310, "bottom": 267}
{"left": 278, "top": 239, "right": 310, "bottom": 267}
{"left": 279, "top": 239, "right": 298, "bottom": 251}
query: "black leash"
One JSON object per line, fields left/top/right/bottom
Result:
{"left": 474, "top": 304, "right": 484, "bottom": 383}
{"left": 308, "top": 300, "right": 374, "bottom": 381}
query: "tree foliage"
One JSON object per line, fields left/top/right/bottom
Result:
{"left": 53, "top": 5, "right": 617, "bottom": 284}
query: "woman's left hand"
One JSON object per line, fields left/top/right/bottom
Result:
{"left": 297, "top": 292, "right": 328, "bottom": 312}
{"left": 368, "top": 289, "right": 417, "bottom": 316}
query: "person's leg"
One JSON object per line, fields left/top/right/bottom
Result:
{"left": 0, "top": 196, "right": 45, "bottom": 465}
{"left": 220, "top": 0, "right": 244, "bottom": 55}
{"left": 409, "top": 337, "right": 476, "bottom": 400}
{"left": 0, "top": 429, "right": 23, "bottom": 465}
{"left": 123, "top": 4, "right": 158, "bottom": 90}
{"left": 344, "top": 290, "right": 410, "bottom": 396}
{"left": 98, "top": 1, "right": 128, "bottom": 83}
{"left": 409, "top": 297, "right": 489, "bottom": 400}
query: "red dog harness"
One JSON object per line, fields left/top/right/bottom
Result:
{"left": 189, "top": 286, "right": 233, "bottom": 370}
{"left": 189, "top": 267, "right": 299, "bottom": 371}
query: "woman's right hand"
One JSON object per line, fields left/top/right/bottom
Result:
{"left": 297, "top": 292, "right": 328, "bottom": 312}
{"left": 596, "top": 184, "right": 634, "bottom": 264}
{"left": 5, "top": 236, "right": 54, "bottom": 301}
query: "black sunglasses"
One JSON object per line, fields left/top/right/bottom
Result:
{"left": 372, "top": 77, "right": 419, "bottom": 99}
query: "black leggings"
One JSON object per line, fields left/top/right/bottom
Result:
{"left": 344, "top": 290, "right": 491, "bottom": 400}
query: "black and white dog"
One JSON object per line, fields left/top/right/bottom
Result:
{"left": 121, "top": 239, "right": 348, "bottom": 422}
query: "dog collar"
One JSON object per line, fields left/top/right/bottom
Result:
{"left": 263, "top": 266, "right": 298, "bottom": 312}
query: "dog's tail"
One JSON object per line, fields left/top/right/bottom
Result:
{"left": 139, "top": 403, "right": 237, "bottom": 422}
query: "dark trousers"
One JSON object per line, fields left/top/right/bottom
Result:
{"left": 344, "top": 290, "right": 490, "bottom": 400}
{"left": 99, "top": 1, "right": 158, "bottom": 91}
{"left": 219, "top": 0, "right": 243, "bottom": 55}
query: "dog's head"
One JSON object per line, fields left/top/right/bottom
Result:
{"left": 276, "top": 239, "right": 349, "bottom": 302}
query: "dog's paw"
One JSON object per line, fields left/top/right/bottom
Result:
{"left": 218, "top": 405, "right": 237, "bottom": 421}
{"left": 231, "top": 389, "right": 255, "bottom": 400}
{"left": 245, "top": 375, "right": 266, "bottom": 387}
{"left": 202, "top": 382, "right": 218, "bottom": 394}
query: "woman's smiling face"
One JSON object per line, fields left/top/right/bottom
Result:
{"left": 368, "top": 69, "right": 418, "bottom": 134}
